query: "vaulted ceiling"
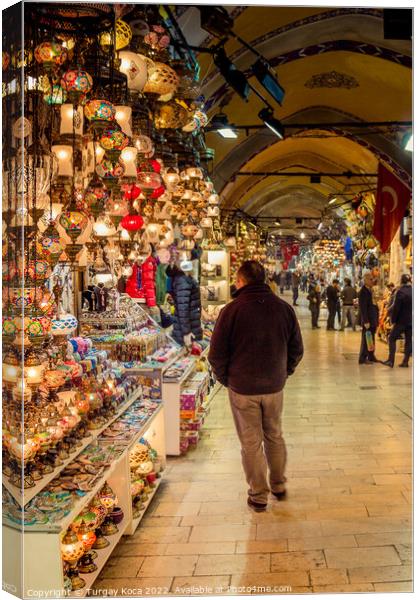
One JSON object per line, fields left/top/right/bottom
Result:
{"left": 178, "top": 6, "right": 412, "bottom": 234}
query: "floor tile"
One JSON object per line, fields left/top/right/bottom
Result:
{"left": 195, "top": 554, "right": 270, "bottom": 576}
{"left": 139, "top": 555, "right": 198, "bottom": 577}
{"left": 325, "top": 546, "right": 401, "bottom": 569}
{"left": 348, "top": 565, "right": 413, "bottom": 583}
{"left": 171, "top": 576, "right": 231, "bottom": 595}
{"left": 309, "top": 568, "right": 349, "bottom": 585}
{"left": 271, "top": 550, "right": 326, "bottom": 572}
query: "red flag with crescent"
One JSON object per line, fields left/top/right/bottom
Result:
{"left": 372, "top": 163, "right": 411, "bottom": 253}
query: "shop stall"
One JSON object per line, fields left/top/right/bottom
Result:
{"left": 2, "top": 3, "right": 229, "bottom": 595}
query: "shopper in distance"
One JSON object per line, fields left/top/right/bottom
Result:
{"left": 358, "top": 271, "right": 380, "bottom": 364}
{"left": 208, "top": 260, "right": 304, "bottom": 512}
{"left": 383, "top": 273, "right": 412, "bottom": 368}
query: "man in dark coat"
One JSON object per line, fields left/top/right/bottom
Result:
{"left": 340, "top": 278, "right": 358, "bottom": 331}
{"left": 383, "top": 274, "right": 412, "bottom": 368}
{"left": 291, "top": 271, "right": 300, "bottom": 306}
{"left": 326, "top": 279, "right": 339, "bottom": 330}
{"left": 358, "top": 271, "right": 379, "bottom": 364}
{"left": 209, "top": 261, "right": 304, "bottom": 512}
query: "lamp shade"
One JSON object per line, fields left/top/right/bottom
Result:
{"left": 85, "top": 99, "right": 116, "bottom": 127}
{"left": 118, "top": 51, "right": 150, "bottom": 93}
{"left": 120, "top": 147, "right": 138, "bottom": 178}
{"left": 52, "top": 144, "right": 73, "bottom": 177}
{"left": 115, "top": 106, "right": 132, "bottom": 137}
{"left": 143, "top": 62, "right": 179, "bottom": 97}
{"left": 59, "top": 104, "right": 84, "bottom": 136}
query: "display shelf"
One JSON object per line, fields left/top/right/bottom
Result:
{"left": 68, "top": 520, "right": 127, "bottom": 598}
{"left": 50, "top": 404, "right": 163, "bottom": 534}
{"left": 3, "top": 387, "right": 143, "bottom": 508}
{"left": 128, "top": 476, "right": 163, "bottom": 535}
{"left": 3, "top": 403, "right": 166, "bottom": 599}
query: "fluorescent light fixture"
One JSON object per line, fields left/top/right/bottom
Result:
{"left": 214, "top": 48, "right": 250, "bottom": 101}
{"left": 211, "top": 112, "right": 238, "bottom": 139}
{"left": 328, "top": 197, "right": 338, "bottom": 205}
{"left": 404, "top": 133, "right": 413, "bottom": 151}
{"left": 218, "top": 127, "right": 238, "bottom": 139}
{"left": 258, "top": 108, "right": 284, "bottom": 139}
{"left": 275, "top": 219, "right": 281, "bottom": 226}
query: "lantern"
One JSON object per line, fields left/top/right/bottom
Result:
{"left": 61, "top": 529, "right": 85, "bottom": 563}
{"left": 118, "top": 51, "right": 150, "bottom": 93}
{"left": 99, "top": 19, "right": 132, "bottom": 51}
{"left": 93, "top": 214, "right": 116, "bottom": 237}
{"left": 137, "top": 170, "right": 162, "bottom": 192}
{"left": 121, "top": 214, "right": 144, "bottom": 232}
{"left": 61, "top": 69, "right": 93, "bottom": 102}
{"left": 34, "top": 41, "right": 67, "bottom": 70}
{"left": 99, "top": 126, "right": 129, "bottom": 160}
{"left": 84, "top": 99, "right": 116, "bottom": 131}
{"left": 58, "top": 204, "right": 89, "bottom": 243}
{"left": 44, "top": 84, "right": 67, "bottom": 105}
{"left": 51, "top": 313, "right": 78, "bottom": 336}
{"left": 131, "top": 136, "right": 153, "bottom": 160}
{"left": 143, "top": 62, "right": 179, "bottom": 97}
{"left": 96, "top": 158, "right": 125, "bottom": 183}
{"left": 123, "top": 184, "right": 142, "bottom": 201}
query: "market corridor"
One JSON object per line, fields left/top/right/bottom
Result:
{"left": 95, "top": 300, "right": 412, "bottom": 595}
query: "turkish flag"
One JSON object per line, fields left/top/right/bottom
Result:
{"left": 373, "top": 163, "right": 411, "bottom": 253}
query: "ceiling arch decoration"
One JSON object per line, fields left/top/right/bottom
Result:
{"left": 304, "top": 71, "right": 360, "bottom": 89}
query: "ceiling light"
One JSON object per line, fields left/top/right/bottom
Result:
{"left": 275, "top": 219, "right": 281, "bottom": 226}
{"left": 251, "top": 58, "right": 285, "bottom": 105}
{"left": 218, "top": 128, "right": 238, "bottom": 139}
{"left": 300, "top": 232, "right": 306, "bottom": 239}
{"left": 211, "top": 112, "right": 238, "bottom": 139}
{"left": 258, "top": 108, "right": 284, "bottom": 139}
{"left": 404, "top": 132, "right": 413, "bottom": 151}
{"left": 214, "top": 48, "right": 250, "bottom": 101}
{"left": 328, "top": 197, "right": 338, "bottom": 205}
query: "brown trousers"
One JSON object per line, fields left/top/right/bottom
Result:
{"left": 228, "top": 388, "right": 287, "bottom": 504}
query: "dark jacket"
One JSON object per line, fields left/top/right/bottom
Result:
{"left": 341, "top": 285, "right": 357, "bottom": 305}
{"left": 307, "top": 289, "right": 321, "bottom": 311}
{"left": 358, "top": 285, "right": 379, "bottom": 328}
{"left": 291, "top": 272, "right": 300, "bottom": 288}
{"left": 171, "top": 273, "right": 203, "bottom": 344}
{"left": 326, "top": 285, "right": 339, "bottom": 306}
{"left": 208, "top": 283, "right": 304, "bottom": 395}
{"left": 391, "top": 285, "right": 412, "bottom": 326}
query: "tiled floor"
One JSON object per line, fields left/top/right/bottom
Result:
{"left": 95, "top": 295, "right": 412, "bottom": 595}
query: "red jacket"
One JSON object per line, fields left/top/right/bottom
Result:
{"left": 125, "top": 257, "right": 157, "bottom": 307}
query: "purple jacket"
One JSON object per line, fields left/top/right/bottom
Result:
{"left": 209, "top": 283, "right": 304, "bottom": 395}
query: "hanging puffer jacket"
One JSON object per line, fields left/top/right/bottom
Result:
{"left": 142, "top": 255, "right": 157, "bottom": 307}
{"left": 171, "top": 273, "right": 203, "bottom": 345}
{"left": 125, "top": 263, "right": 145, "bottom": 299}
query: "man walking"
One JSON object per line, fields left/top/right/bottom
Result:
{"left": 383, "top": 274, "right": 412, "bottom": 368}
{"left": 291, "top": 270, "right": 300, "bottom": 306}
{"left": 326, "top": 279, "right": 339, "bottom": 330}
{"left": 340, "top": 278, "right": 358, "bottom": 331}
{"left": 358, "top": 271, "right": 379, "bottom": 364}
{"left": 209, "top": 261, "right": 304, "bottom": 512}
